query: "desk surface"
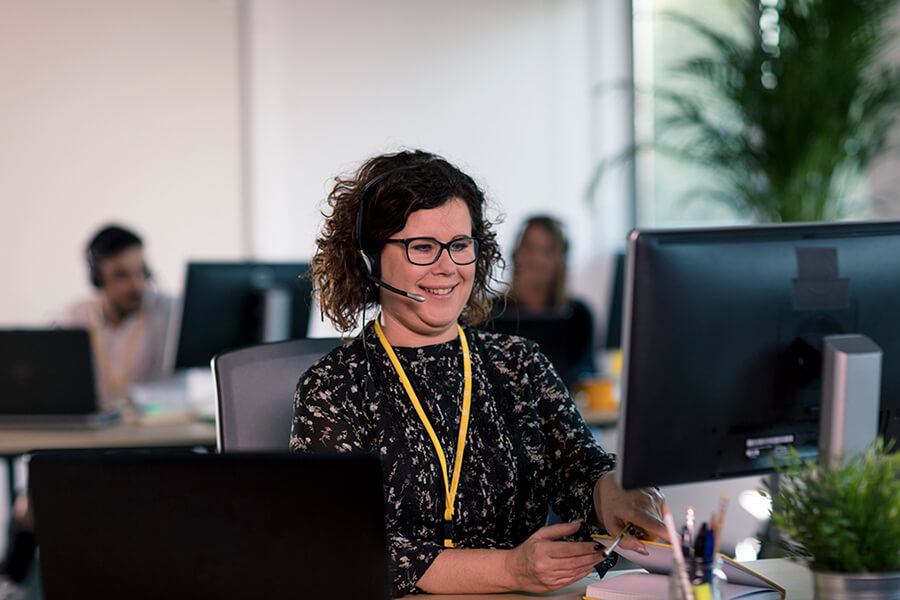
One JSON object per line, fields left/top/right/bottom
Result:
{"left": 0, "top": 407, "right": 609, "bottom": 454}
{"left": 400, "top": 559, "right": 813, "bottom": 600}
{"left": 0, "top": 419, "right": 217, "bottom": 456}
{"left": 579, "top": 407, "right": 618, "bottom": 428}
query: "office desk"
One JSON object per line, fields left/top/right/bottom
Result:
{"left": 579, "top": 407, "right": 618, "bottom": 428}
{"left": 0, "top": 419, "right": 217, "bottom": 502}
{"left": 400, "top": 559, "right": 813, "bottom": 599}
{"left": 0, "top": 420, "right": 217, "bottom": 456}
{"left": 402, "top": 558, "right": 811, "bottom": 599}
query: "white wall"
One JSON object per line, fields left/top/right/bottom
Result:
{"left": 249, "top": 3, "right": 616, "bottom": 259}
{"left": 0, "top": 0, "right": 633, "bottom": 337}
{"left": 247, "top": 0, "right": 629, "bottom": 336}
{"left": 0, "top": 0, "right": 245, "bottom": 325}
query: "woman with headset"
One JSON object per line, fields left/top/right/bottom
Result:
{"left": 290, "top": 150, "right": 665, "bottom": 597}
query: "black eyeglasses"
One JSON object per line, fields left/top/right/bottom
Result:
{"left": 386, "top": 236, "right": 481, "bottom": 266}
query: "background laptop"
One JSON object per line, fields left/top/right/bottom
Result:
{"left": 29, "top": 452, "right": 392, "bottom": 600}
{"left": 0, "top": 328, "right": 119, "bottom": 427}
{"left": 486, "top": 309, "right": 578, "bottom": 385}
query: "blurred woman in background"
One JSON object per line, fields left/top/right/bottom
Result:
{"left": 493, "top": 215, "right": 596, "bottom": 389}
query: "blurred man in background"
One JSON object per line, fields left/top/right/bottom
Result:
{"left": 0, "top": 224, "right": 175, "bottom": 595}
{"left": 55, "top": 223, "right": 174, "bottom": 407}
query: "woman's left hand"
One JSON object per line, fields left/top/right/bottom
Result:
{"left": 593, "top": 471, "right": 666, "bottom": 553}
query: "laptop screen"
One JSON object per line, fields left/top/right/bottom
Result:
{"left": 29, "top": 452, "right": 392, "bottom": 600}
{"left": 0, "top": 329, "right": 98, "bottom": 415}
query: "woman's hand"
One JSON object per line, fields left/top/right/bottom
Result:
{"left": 593, "top": 471, "right": 666, "bottom": 553}
{"left": 503, "top": 521, "right": 605, "bottom": 592}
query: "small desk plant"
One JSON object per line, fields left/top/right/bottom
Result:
{"left": 765, "top": 438, "right": 900, "bottom": 599}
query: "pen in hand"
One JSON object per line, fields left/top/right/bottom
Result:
{"left": 602, "top": 522, "right": 639, "bottom": 557}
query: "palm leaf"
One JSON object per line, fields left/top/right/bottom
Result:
{"left": 650, "top": 0, "right": 900, "bottom": 222}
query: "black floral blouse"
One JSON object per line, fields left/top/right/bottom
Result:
{"left": 290, "top": 324, "right": 615, "bottom": 597}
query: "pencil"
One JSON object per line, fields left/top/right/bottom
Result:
{"left": 712, "top": 494, "right": 728, "bottom": 556}
{"left": 663, "top": 506, "right": 695, "bottom": 600}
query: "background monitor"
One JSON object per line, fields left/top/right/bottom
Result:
{"left": 604, "top": 251, "right": 626, "bottom": 350}
{"left": 174, "top": 262, "right": 313, "bottom": 369}
{"left": 617, "top": 221, "right": 900, "bottom": 489}
{"left": 485, "top": 308, "right": 585, "bottom": 389}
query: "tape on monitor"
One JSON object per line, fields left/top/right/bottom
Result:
{"left": 792, "top": 247, "right": 850, "bottom": 311}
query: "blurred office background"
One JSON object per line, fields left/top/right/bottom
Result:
{"left": 2, "top": 0, "right": 900, "bottom": 560}
{"left": 3, "top": 0, "right": 899, "bottom": 332}
{"left": 0, "top": 0, "right": 635, "bottom": 334}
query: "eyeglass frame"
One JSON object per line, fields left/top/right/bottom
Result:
{"left": 385, "top": 236, "right": 482, "bottom": 266}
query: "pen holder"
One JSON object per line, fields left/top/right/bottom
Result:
{"left": 668, "top": 554, "right": 726, "bottom": 600}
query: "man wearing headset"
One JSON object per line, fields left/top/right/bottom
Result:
{"left": 0, "top": 225, "right": 174, "bottom": 594}
{"left": 54, "top": 224, "right": 175, "bottom": 407}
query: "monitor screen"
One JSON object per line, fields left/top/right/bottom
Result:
{"left": 174, "top": 263, "right": 313, "bottom": 369}
{"left": 604, "top": 251, "right": 626, "bottom": 350}
{"left": 617, "top": 221, "right": 900, "bottom": 489}
{"left": 485, "top": 307, "right": 585, "bottom": 389}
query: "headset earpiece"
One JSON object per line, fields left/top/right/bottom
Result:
{"left": 355, "top": 168, "right": 391, "bottom": 289}
{"left": 353, "top": 158, "right": 431, "bottom": 304}
{"left": 87, "top": 249, "right": 102, "bottom": 288}
{"left": 357, "top": 250, "right": 380, "bottom": 283}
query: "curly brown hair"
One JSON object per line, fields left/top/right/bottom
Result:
{"left": 311, "top": 149, "right": 504, "bottom": 332}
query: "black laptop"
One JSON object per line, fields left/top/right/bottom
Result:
{"left": 29, "top": 452, "right": 392, "bottom": 600}
{"left": 0, "top": 328, "right": 119, "bottom": 427}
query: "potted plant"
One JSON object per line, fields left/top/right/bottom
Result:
{"left": 765, "top": 439, "right": 900, "bottom": 599}
{"left": 590, "top": 0, "right": 900, "bottom": 223}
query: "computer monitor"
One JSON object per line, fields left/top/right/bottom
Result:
{"left": 604, "top": 251, "right": 626, "bottom": 350}
{"left": 616, "top": 221, "right": 900, "bottom": 489}
{"left": 485, "top": 307, "right": 583, "bottom": 389}
{"left": 174, "top": 262, "right": 313, "bottom": 369}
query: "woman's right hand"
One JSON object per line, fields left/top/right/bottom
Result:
{"left": 503, "top": 521, "right": 604, "bottom": 592}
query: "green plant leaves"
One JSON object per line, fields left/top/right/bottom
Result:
{"left": 766, "top": 439, "right": 900, "bottom": 572}
{"left": 655, "top": 0, "right": 900, "bottom": 222}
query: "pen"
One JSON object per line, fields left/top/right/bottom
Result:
{"left": 692, "top": 523, "right": 708, "bottom": 584}
{"left": 704, "top": 527, "right": 715, "bottom": 563}
{"left": 681, "top": 506, "right": 694, "bottom": 561}
{"left": 602, "top": 522, "right": 637, "bottom": 557}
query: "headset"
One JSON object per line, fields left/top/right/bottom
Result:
{"left": 355, "top": 163, "right": 428, "bottom": 303}
{"left": 86, "top": 226, "right": 151, "bottom": 289}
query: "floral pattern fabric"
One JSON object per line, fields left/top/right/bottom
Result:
{"left": 290, "top": 324, "right": 615, "bottom": 596}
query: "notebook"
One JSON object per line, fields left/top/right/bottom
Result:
{"left": 586, "top": 535, "right": 785, "bottom": 600}
{"left": 0, "top": 328, "right": 120, "bottom": 427}
{"left": 29, "top": 452, "right": 392, "bottom": 600}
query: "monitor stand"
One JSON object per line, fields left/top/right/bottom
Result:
{"left": 262, "top": 287, "right": 293, "bottom": 342}
{"left": 760, "top": 333, "right": 881, "bottom": 559}
{"left": 819, "top": 334, "right": 882, "bottom": 467}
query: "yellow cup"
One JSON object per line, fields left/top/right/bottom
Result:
{"left": 581, "top": 378, "right": 618, "bottom": 411}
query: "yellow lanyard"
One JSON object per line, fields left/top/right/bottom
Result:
{"left": 374, "top": 318, "right": 472, "bottom": 548}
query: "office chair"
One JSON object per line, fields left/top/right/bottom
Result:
{"left": 212, "top": 337, "right": 343, "bottom": 452}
